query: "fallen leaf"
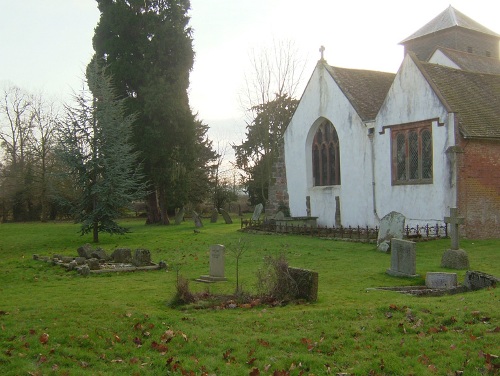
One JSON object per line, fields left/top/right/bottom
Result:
{"left": 247, "top": 357, "right": 257, "bottom": 365}
{"left": 161, "top": 330, "right": 175, "bottom": 342}
{"left": 39, "top": 333, "right": 49, "bottom": 345}
{"left": 249, "top": 368, "right": 260, "bottom": 376}
{"left": 257, "top": 339, "right": 269, "bottom": 347}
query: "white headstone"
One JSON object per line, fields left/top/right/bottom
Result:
{"left": 196, "top": 244, "right": 227, "bottom": 283}
{"left": 377, "top": 211, "right": 405, "bottom": 252}
{"left": 252, "top": 203, "right": 264, "bottom": 221}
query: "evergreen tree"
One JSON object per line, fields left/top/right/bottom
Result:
{"left": 91, "top": 0, "right": 202, "bottom": 224}
{"left": 56, "top": 61, "right": 146, "bottom": 242}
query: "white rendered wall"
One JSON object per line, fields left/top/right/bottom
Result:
{"left": 284, "top": 62, "right": 377, "bottom": 227}
{"left": 428, "top": 50, "right": 461, "bottom": 69}
{"left": 374, "top": 55, "right": 456, "bottom": 226}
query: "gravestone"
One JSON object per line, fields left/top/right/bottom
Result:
{"left": 288, "top": 267, "right": 319, "bottom": 302}
{"left": 464, "top": 271, "right": 499, "bottom": 290}
{"left": 220, "top": 208, "right": 233, "bottom": 224}
{"left": 386, "top": 238, "right": 418, "bottom": 277}
{"left": 335, "top": 196, "right": 341, "bottom": 226}
{"left": 210, "top": 208, "right": 219, "bottom": 223}
{"left": 252, "top": 203, "right": 263, "bottom": 221}
{"left": 192, "top": 211, "right": 203, "bottom": 228}
{"left": 174, "top": 207, "right": 185, "bottom": 225}
{"left": 377, "top": 211, "right": 405, "bottom": 253}
{"left": 196, "top": 244, "right": 227, "bottom": 282}
{"left": 425, "top": 272, "right": 458, "bottom": 289}
{"left": 133, "top": 249, "right": 152, "bottom": 267}
{"left": 91, "top": 248, "right": 109, "bottom": 260}
{"left": 441, "top": 208, "right": 469, "bottom": 269}
{"left": 275, "top": 211, "right": 285, "bottom": 220}
{"left": 111, "top": 248, "right": 133, "bottom": 263}
{"left": 77, "top": 244, "right": 93, "bottom": 259}
{"left": 306, "top": 196, "right": 311, "bottom": 217}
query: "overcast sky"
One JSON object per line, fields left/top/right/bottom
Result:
{"left": 1, "top": 0, "right": 498, "bottom": 146}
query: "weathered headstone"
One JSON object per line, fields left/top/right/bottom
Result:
{"left": 425, "top": 272, "right": 458, "bottom": 289}
{"left": 77, "top": 244, "right": 93, "bottom": 259}
{"left": 306, "top": 196, "right": 311, "bottom": 217}
{"left": 174, "top": 207, "right": 185, "bottom": 225}
{"left": 196, "top": 244, "right": 227, "bottom": 282}
{"left": 252, "top": 203, "right": 263, "bottom": 221}
{"left": 111, "top": 248, "right": 133, "bottom": 263}
{"left": 86, "top": 258, "right": 100, "bottom": 270}
{"left": 275, "top": 211, "right": 285, "bottom": 220}
{"left": 210, "top": 208, "right": 219, "bottom": 223}
{"left": 288, "top": 267, "right": 319, "bottom": 302}
{"left": 386, "top": 238, "right": 418, "bottom": 277}
{"left": 133, "top": 249, "right": 152, "bottom": 267}
{"left": 377, "top": 211, "right": 406, "bottom": 253}
{"left": 441, "top": 208, "right": 469, "bottom": 269}
{"left": 220, "top": 208, "right": 233, "bottom": 224}
{"left": 335, "top": 196, "right": 341, "bottom": 226}
{"left": 464, "top": 271, "right": 499, "bottom": 290}
{"left": 91, "top": 248, "right": 109, "bottom": 260}
{"left": 192, "top": 211, "right": 203, "bottom": 228}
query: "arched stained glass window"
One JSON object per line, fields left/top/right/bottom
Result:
{"left": 312, "top": 121, "right": 340, "bottom": 186}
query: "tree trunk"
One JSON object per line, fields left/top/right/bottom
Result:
{"left": 93, "top": 221, "right": 99, "bottom": 243}
{"left": 158, "top": 187, "right": 170, "bottom": 225}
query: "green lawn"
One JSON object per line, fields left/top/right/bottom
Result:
{"left": 0, "top": 218, "right": 498, "bottom": 375}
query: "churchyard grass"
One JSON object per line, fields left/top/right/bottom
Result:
{"left": 0, "top": 218, "right": 499, "bottom": 375}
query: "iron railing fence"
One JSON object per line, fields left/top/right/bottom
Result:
{"left": 241, "top": 219, "right": 448, "bottom": 241}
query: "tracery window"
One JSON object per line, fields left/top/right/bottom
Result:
{"left": 391, "top": 121, "right": 433, "bottom": 185}
{"left": 312, "top": 121, "right": 340, "bottom": 186}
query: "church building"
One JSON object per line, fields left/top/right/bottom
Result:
{"left": 282, "top": 6, "right": 500, "bottom": 239}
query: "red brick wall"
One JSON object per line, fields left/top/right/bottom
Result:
{"left": 457, "top": 138, "right": 500, "bottom": 239}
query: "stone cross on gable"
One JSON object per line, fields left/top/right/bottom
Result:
{"left": 319, "top": 45, "right": 325, "bottom": 61}
{"left": 444, "top": 207, "right": 464, "bottom": 250}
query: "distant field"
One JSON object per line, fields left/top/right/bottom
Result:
{"left": 0, "top": 219, "right": 498, "bottom": 375}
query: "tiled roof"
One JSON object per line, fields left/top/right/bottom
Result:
{"left": 325, "top": 65, "right": 395, "bottom": 121}
{"left": 419, "top": 61, "right": 500, "bottom": 139}
{"left": 400, "top": 6, "right": 500, "bottom": 44}
{"left": 433, "top": 47, "right": 500, "bottom": 75}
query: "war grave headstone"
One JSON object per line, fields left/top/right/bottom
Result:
{"left": 197, "top": 244, "right": 227, "bottom": 283}
{"left": 210, "top": 208, "right": 219, "bottom": 223}
{"left": 220, "top": 208, "right": 233, "bottom": 224}
{"left": 386, "top": 238, "right": 418, "bottom": 278}
{"left": 174, "top": 207, "right": 185, "bottom": 225}
{"left": 192, "top": 210, "right": 203, "bottom": 228}
{"left": 377, "top": 211, "right": 405, "bottom": 253}
{"left": 252, "top": 203, "right": 264, "bottom": 221}
{"left": 441, "top": 208, "right": 469, "bottom": 269}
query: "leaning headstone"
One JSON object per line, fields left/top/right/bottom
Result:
{"left": 275, "top": 211, "right": 285, "bottom": 220}
{"left": 192, "top": 211, "right": 203, "bottom": 228}
{"left": 441, "top": 208, "right": 469, "bottom": 269}
{"left": 174, "top": 207, "right": 185, "bottom": 225}
{"left": 425, "top": 272, "right": 458, "bottom": 289}
{"left": 196, "top": 244, "right": 227, "bottom": 282}
{"left": 220, "top": 208, "right": 233, "bottom": 224}
{"left": 386, "top": 238, "right": 418, "bottom": 277}
{"left": 210, "top": 208, "right": 219, "bottom": 223}
{"left": 133, "top": 249, "right": 152, "bottom": 267}
{"left": 288, "top": 267, "right": 319, "bottom": 302}
{"left": 91, "top": 248, "right": 109, "bottom": 261}
{"left": 251, "top": 203, "right": 264, "bottom": 221}
{"left": 77, "top": 244, "right": 93, "bottom": 259}
{"left": 464, "top": 271, "right": 499, "bottom": 290}
{"left": 111, "top": 248, "right": 133, "bottom": 263}
{"left": 377, "top": 211, "right": 406, "bottom": 253}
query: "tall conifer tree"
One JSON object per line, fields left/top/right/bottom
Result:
{"left": 91, "top": 0, "right": 200, "bottom": 224}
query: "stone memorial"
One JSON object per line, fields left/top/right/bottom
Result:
{"left": 210, "top": 208, "right": 219, "bottom": 223}
{"left": 197, "top": 244, "right": 227, "bottom": 282}
{"left": 386, "top": 238, "right": 418, "bottom": 277}
{"left": 288, "top": 267, "right": 319, "bottom": 302}
{"left": 306, "top": 196, "right": 311, "bottom": 217}
{"left": 441, "top": 208, "right": 469, "bottom": 269}
{"left": 220, "top": 208, "right": 233, "bottom": 224}
{"left": 377, "top": 211, "right": 406, "bottom": 253}
{"left": 464, "top": 271, "right": 499, "bottom": 290}
{"left": 274, "top": 211, "right": 285, "bottom": 220}
{"left": 425, "top": 272, "right": 458, "bottom": 289}
{"left": 133, "top": 249, "right": 152, "bottom": 267}
{"left": 77, "top": 244, "right": 93, "bottom": 259}
{"left": 252, "top": 203, "right": 264, "bottom": 221}
{"left": 91, "top": 248, "right": 109, "bottom": 260}
{"left": 174, "top": 207, "right": 185, "bottom": 225}
{"left": 192, "top": 210, "right": 203, "bottom": 228}
{"left": 111, "top": 248, "right": 133, "bottom": 263}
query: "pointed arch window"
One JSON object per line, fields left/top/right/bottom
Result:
{"left": 312, "top": 121, "right": 340, "bottom": 186}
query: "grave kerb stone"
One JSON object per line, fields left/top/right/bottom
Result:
{"left": 425, "top": 272, "right": 458, "bottom": 289}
